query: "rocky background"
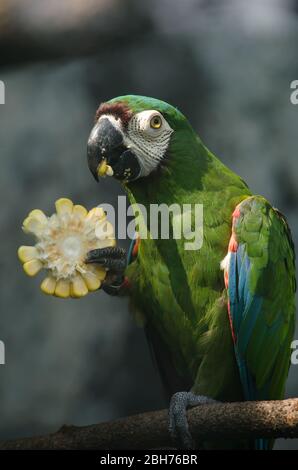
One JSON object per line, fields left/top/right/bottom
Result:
{"left": 0, "top": 0, "right": 297, "bottom": 449}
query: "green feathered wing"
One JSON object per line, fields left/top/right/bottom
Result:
{"left": 224, "top": 196, "right": 296, "bottom": 449}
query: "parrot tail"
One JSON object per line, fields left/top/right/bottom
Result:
{"left": 255, "top": 438, "right": 269, "bottom": 450}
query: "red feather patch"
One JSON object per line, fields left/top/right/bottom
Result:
{"left": 95, "top": 102, "right": 133, "bottom": 127}
{"left": 227, "top": 300, "right": 236, "bottom": 344}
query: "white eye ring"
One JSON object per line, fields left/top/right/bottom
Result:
{"left": 134, "top": 110, "right": 165, "bottom": 135}
{"left": 123, "top": 109, "right": 174, "bottom": 177}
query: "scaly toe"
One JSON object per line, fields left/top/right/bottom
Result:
{"left": 168, "top": 391, "right": 218, "bottom": 450}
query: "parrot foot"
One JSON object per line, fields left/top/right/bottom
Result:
{"left": 168, "top": 391, "right": 218, "bottom": 450}
{"left": 86, "top": 247, "right": 127, "bottom": 296}
{"left": 86, "top": 247, "right": 127, "bottom": 270}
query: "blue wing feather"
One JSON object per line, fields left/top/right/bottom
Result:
{"left": 228, "top": 248, "right": 266, "bottom": 449}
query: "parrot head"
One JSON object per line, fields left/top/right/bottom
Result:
{"left": 87, "top": 95, "right": 194, "bottom": 184}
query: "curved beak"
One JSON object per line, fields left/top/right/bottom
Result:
{"left": 87, "top": 117, "right": 141, "bottom": 182}
{"left": 87, "top": 118, "right": 123, "bottom": 181}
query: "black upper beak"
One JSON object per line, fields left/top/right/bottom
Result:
{"left": 87, "top": 118, "right": 124, "bottom": 181}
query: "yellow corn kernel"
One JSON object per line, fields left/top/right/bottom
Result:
{"left": 92, "top": 237, "right": 116, "bottom": 249}
{"left": 73, "top": 204, "right": 88, "bottom": 218}
{"left": 88, "top": 264, "right": 107, "bottom": 281}
{"left": 82, "top": 271, "right": 101, "bottom": 291}
{"left": 18, "top": 246, "right": 39, "bottom": 263}
{"left": 40, "top": 276, "right": 56, "bottom": 295}
{"left": 55, "top": 198, "right": 73, "bottom": 216}
{"left": 22, "top": 216, "right": 43, "bottom": 235}
{"left": 106, "top": 165, "right": 113, "bottom": 176}
{"left": 23, "top": 259, "right": 43, "bottom": 277}
{"left": 55, "top": 279, "right": 70, "bottom": 298}
{"left": 87, "top": 207, "right": 105, "bottom": 220}
{"left": 97, "top": 159, "right": 113, "bottom": 177}
{"left": 97, "top": 159, "right": 108, "bottom": 177}
{"left": 28, "top": 209, "right": 47, "bottom": 223}
{"left": 71, "top": 275, "right": 88, "bottom": 298}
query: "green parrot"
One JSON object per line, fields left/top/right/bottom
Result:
{"left": 86, "top": 95, "right": 296, "bottom": 450}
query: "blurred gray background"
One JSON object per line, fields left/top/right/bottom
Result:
{"left": 0, "top": 0, "right": 297, "bottom": 449}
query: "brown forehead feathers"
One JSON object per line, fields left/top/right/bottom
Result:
{"left": 95, "top": 102, "right": 133, "bottom": 127}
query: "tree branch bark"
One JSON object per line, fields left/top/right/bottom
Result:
{"left": 0, "top": 399, "right": 297, "bottom": 450}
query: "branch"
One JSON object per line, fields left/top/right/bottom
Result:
{"left": 0, "top": 399, "right": 298, "bottom": 450}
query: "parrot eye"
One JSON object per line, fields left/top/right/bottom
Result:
{"left": 150, "top": 115, "right": 162, "bottom": 129}
{"left": 123, "top": 109, "right": 174, "bottom": 177}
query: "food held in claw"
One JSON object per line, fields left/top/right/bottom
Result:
{"left": 18, "top": 198, "right": 115, "bottom": 298}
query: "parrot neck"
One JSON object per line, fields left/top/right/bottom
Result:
{"left": 124, "top": 129, "right": 248, "bottom": 210}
